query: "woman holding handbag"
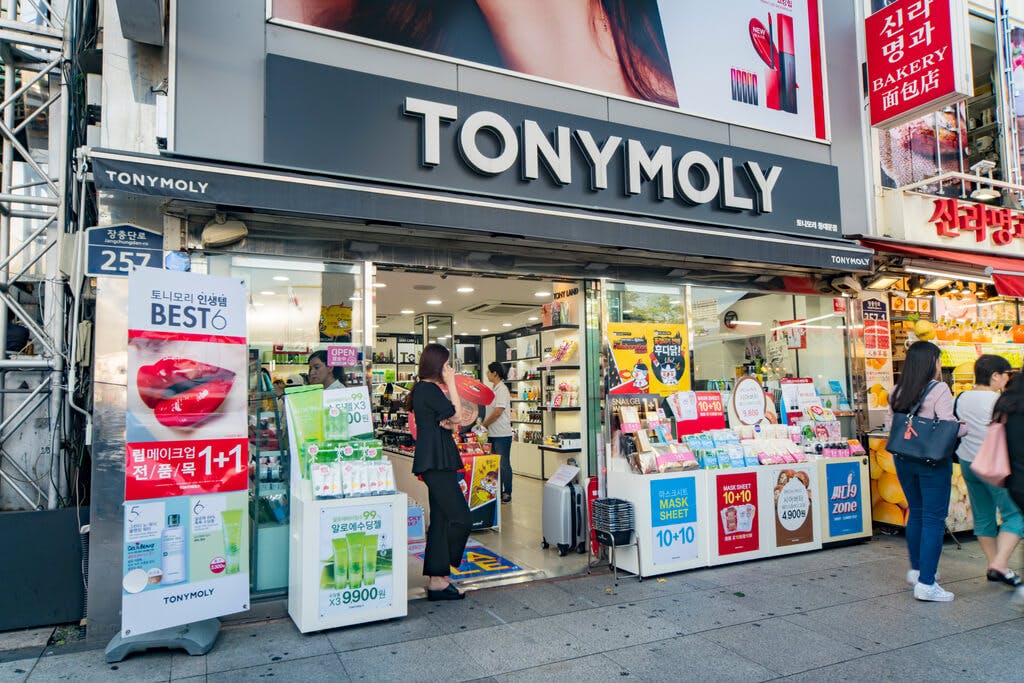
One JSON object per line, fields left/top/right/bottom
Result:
{"left": 993, "top": 373, "right": 1024, "bottom": 609}
{"left": 955, "top": 355, "right": 1021, "bottom": 587}
{"left": 885, "top": 341, "right": 966, "bottom": 602}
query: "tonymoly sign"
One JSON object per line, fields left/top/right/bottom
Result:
{"left": 264, "top": 57, "right": 844, "bottom": 241}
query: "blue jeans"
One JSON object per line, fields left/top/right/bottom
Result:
{"left": 490, "top": 436, "right": 513, "bottom": 497}
{"left": 894, "top": 455, "right": 952, "bottom": 585}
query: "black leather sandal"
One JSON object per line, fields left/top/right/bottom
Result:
{"left": 986, "top": 569, "right": 1023, "bottom": 587}
{"left": 427, "top": 583, "right": 465, "bottom": 601}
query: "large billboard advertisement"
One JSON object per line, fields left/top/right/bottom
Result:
{"left": 270, "top": 0, "right": 828, "bottom": 141}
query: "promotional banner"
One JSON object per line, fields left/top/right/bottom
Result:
{"left": 668, "top": 391, "right": 727, "bottom": 436}
{"left": 123, "top": 267, "right": 249, "bottom": 637}
{"left": 607, "top": 323, "right": 689, "bottom": 396}
{"left": 715, "top": 472, "right": 760, "bottom": 556}
{"left": 272, "top": 0, "right": 827, "bottom": 141}
{"left": 319, "top": 502, "right": 395, "bottom": 617}
{"left": 649, "top": 477, "right": 700, "bottom": 566}
{"left": 866, "top": 0, "right": 972, "bottom": 129}
{"left": 862, "top": 295, "right": 895, "bottom": 428}
{"left": 825, "top": 461, "right": 865, "bottom": 538}
{"left": 460, "top": 453, "right": 500, "bottom": 530}
{"left": 771, "top": 467, "right": 814, "bottom": 547}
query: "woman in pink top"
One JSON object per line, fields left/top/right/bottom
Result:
{"left": 886, "top": 341, "right": 966, "bottom": 602}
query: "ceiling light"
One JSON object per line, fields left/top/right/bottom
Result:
{"left": 528, "top": 316, "right": 539, "bottom": 321}
{"left": 970, "top": 187, "right": 1001, "bottom": 201}
{"left": 426, "top": 299, "right": 442, "bottom": 305}
{"left": 480, "top": 328, "right": 489, "bottom": 332}
{"left": 427, "top": 325, "right": 437, "bottom": 330}
{"left": 622, "top": 309, "right": 634, "bottom": 314}
{"left": 272, "top": 275, "right": 289, "bottom": 282}
{"left": 733, "top": 321, "right": 763, "bottom": 327}
{"left": 260, "top": 290, "right": 275, "bottom": 296}
{"left": 905, "top": 267, "right": 992, "bottom": 285}
{"left": 401, "top": 309, "right": 414, "bottom": 315}
{"left": 502, "top": 322, "right": 512, "bottom": 327}
{"left": 921, "top": 277, "right": 953, "bottom": 291}
{"left": 456, "top": 286, "right": 475, "bottom": 293}
{"left": 907, "top": 275, "right": 925, "bottom": 295}
{"left": 534, "top": 291, "right": 550, "bottom": 297}
{"left": 865, "top": 274, "right": 901, "bottom": 290}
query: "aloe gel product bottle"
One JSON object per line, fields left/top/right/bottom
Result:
{"left": 220, "top": 509, "right": 244, "bottom": 574}
{"left": 362, "top": 534, "right": 379, "bottom": 586}
{"left": 346, "top": 532, "right": 364, "bottom": 588}
{"left": 332, "top": 538, "right": 349, "bottom": 590}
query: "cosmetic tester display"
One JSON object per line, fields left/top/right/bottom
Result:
{"left": 284, "top": 384, "right": 408, "bottom": 632}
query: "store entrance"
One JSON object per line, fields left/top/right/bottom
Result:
{"left": 371, "top": 267, "right": 591, "bottom": 595}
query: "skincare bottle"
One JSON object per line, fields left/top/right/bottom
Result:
{"left": 161, "top": 514, "right": 186, "bottom": 585}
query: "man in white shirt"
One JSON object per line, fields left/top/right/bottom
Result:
{"left": 483, "top": 362, "right": 514, "bottom": 503}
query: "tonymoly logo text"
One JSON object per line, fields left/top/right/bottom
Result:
{"left": 163, "top": 588, "right": 214, "bottom": 605}
{"left": 104, "top": 170, "right": 209, "bottom": 195}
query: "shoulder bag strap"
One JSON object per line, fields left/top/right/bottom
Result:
{"left": 953, "top": 391, "right": 962, "bottom": 420}
{"left": 907, "top": 380, "right": 939, "bottom": 418}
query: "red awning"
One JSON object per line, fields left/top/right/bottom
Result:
{"left": 860, "top": 239, "right": 1024, "bottom": 298}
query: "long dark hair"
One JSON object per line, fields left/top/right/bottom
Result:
{"left": 993, "top": 373, "right": 1024, "bottom": 421}
{"left": 403, "top": 342, "right": 451, "bottom": 410}
{"left": 487, "top": 361, "right": 507, "bottom": 381}
{"left": 890, "top": 341, "right": 941, "bottom": 414}
{"left": 306, "top": 0, "right": 678, "bottom": 106}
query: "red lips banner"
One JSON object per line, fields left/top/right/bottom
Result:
{"left": 126, "top": 268, "right": 248, "bottom": 501}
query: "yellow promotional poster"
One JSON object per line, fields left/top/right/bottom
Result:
{"left": 868, "top": 436, "right": 973, "bottom": 531}
{"left": 320, "top": 305, "right": 352, "bottom": 338}
{"left": 607, "top": 323, "right": 690, "bottom": 397}
{"left": 468, "top": 454, "right": 499, "bottom": 510}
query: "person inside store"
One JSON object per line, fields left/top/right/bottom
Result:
{"left": 994, "top": 372, "right": 1024, "bottom": 608}
{"left": 482, "top": 361, "right": 513, "bottom": 503}
{"left": 278, "top": 0, "right": 679, "bottom": 106}
{"left": 308, "top": 350, "right": 347, "bottom": 389}
{"left": 955, "top": 354, "right": 1023, "bottom": 587}
{"left": 885, "top": 340, "right": 966, "bottom": 602}
{"left": 405, "top": 342, "right": 471, "bottom": 601}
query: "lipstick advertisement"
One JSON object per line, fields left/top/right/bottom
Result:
{"left": 658, "top": 0, "right": 826, "bottom": 140}
{"left": 607, "top": 323, "right": 690, "bottom": 397}
{"left": 121, "top": 267, "right": 250, "bottom": 637}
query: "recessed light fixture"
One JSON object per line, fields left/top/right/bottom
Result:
{"left": 622, "top": 309, "right": 634, "bottom": 314}
{"left": 502, "top": 322, "right": 512, "bottom": 327}
{"left": 427, "top": 325, "right": 437, "bottom": 330}
{"left": 373, "top": 282, "right": 386, "bottom": 288}
{"left": 260, "top": 290, "right": 275, "bottom": 296}
{"left": 534, "top": 291, "right": 549, "bottom": 297}
{"left": 456, "top": 286, "right": 475, "bottom": 293}
{"left": 272, "top": 276, "right": 289, "bottom": 282}
{"left": 480, "top": 328, "right": 489, "bottom": 332}
{"left": 400, "top": 309, "right": 414, "bottom": 315}
{"left": 426, "top": 299, "right": 442, "bottom": 305}
{"left": 528, "top": 316, "right": 539, "bottom": 321}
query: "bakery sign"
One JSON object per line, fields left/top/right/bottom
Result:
{"left": 865, "top": 0, "right": 972, "bottom": 129}
{"left": 880, "top": 189, "right": 1024, "bottom": 258}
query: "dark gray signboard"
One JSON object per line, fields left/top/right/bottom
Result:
{"left": 264, "top": 56, "right": 843, "bottom": 242}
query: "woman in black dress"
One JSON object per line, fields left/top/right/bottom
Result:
{"left": 405, "top": 343, "right": 471, "bottom": 600}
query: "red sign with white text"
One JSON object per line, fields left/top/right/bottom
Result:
{"left": 125, "top": 437, "right": 249, "bottom": 501}
{"left": 866, "top": 0, "right": 970, "bottom": 128}
{"left": 674, "top": 391, "right": 727, "bottom": 437}
{"left": 930, "top": 197, "right": 1024, "bottom": 248}
{"left": 716, "top": 472, "right": 760, "bottom": 555}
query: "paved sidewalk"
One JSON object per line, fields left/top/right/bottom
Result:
{"left": 3, "top": 536, "right": 1024, "bottom": 682}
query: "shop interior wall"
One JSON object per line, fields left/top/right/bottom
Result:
{"left": 169, "top": 1, "right": 872, "bottom": 241}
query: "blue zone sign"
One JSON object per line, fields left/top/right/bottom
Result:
{"left": 86, "top": 224, "right": 162, "bottom": 277}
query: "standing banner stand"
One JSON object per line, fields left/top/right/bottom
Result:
{"left": 107, "top": 268, "right": 250, "bottom": 662}
{"left": 284, "top": 385, "right": 408, "bottom": 632}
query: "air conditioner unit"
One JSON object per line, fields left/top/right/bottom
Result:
{"left": 463, "top": 302, "right": 538, "bottom": 317}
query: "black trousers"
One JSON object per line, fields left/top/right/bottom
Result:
{"left": 421, "top": 469, "right": 473, "bottom": 577}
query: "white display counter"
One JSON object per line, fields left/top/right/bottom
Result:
{"left": 607, "top": 469, "right": 709, "bottom": 577}
{"left": 288, "top": 491, "right": 408, "bottom": 633}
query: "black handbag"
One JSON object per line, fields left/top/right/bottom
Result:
{"left": 886, "top": 381, "right": 961, "bottom": 466}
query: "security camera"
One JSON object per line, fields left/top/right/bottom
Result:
{"left": 828, "top": 275, "right": 863, "bottom": 294}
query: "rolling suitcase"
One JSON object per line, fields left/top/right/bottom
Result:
{"left": 541, "top": 481, "right": 587, "bottom": 556}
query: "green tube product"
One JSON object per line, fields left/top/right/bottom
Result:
{"left": 346, "top": 532, "right": 364, "bottom": 589}
{"left": 324, "top": 401, "right": 350, "bottom": 442}
{"left": 362, "top": 534, "right": 379, "bottom": 586}
{"left": 285, "top": 386, "right": 324, "bottom": 478}
{"left": 220, "top": 509, "right": 244, "bottom": 575}
{"left": 332, "top": 538, "right": 349, "bottom": 590}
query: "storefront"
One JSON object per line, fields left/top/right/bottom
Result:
{"left": 87, "top": 1, "right": 876, "bottom": 639}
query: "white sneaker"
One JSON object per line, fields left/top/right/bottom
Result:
{"left": 914, "top": 581, "right": 954, "bottom": 602}
{"left": 906, "top": 569, "right": 940, "bottom": 586}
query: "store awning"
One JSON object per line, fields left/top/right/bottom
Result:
{"left": 860, "top": 238, "right": 1024, "bottom": 298}
{"left": 88, "top": 148, "right": 874, "bottom": 273}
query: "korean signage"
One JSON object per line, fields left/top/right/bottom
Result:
{"left": 882, "top": 190, "right": 1024, "bottom": 258}
{"left": 85, "top": 224, "right": 163, "bottom": 277}
{"left": 668, "top": 391, "right": 727, "bottom": 436}
{"left": 771, "top": 467, "right": 815, "bottom": 547}
{"left": 715, "top": 472, "right": 760, "bottom": 556}
{"left": 607, "top": 323, "right": 690, "bottom": 396}
{"left": 825, "top": 461, "right": 864, "bottom": 538}
{"left": 319, "top": 503, "right": 395, "bottom": 617}
{"left": 327, "top": 345, "right": 359, "bottom": 367}
{"left": 866, "top": 0, "right": 972, "bottom": 129}
{"left": 122, "top": 268, "right": 249, "bottom": 637}
{"left": 861, "top": 295, "right": 894, "bottom": 425}
{"left": 649, "top": 477, "right": 700, "bottom": 566}
{"left": 272, "top": 1, "right": 828, "bottom": 142}
{"left": 730, "top": 376, "right": 768, "bottom": 426}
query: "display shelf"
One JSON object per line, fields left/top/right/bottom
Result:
{"left": 377, "top": 427, "right": 412, "bottom": 436}
{"left": 542, "top": 406, "right": 580, "bottom": 412}
{"left": 510, "top": 399, "right": 538, "bottom": 403}
{"left": 540, "top": 324, "right": 579, "bottom": 331}
{"left": 543, "top": 364, "right": 580, "bottom": 370}
{"left": 502, "top": 356, "right": 540, "bottom": 362}
{"left": 507, "top": 377, "right": 541, "bottom": 383}
{"left": 510, "top": 420, "right": 541, "bottom": 425}
{"left": 538, "top": 445, "right": 581, "bottom": 453}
